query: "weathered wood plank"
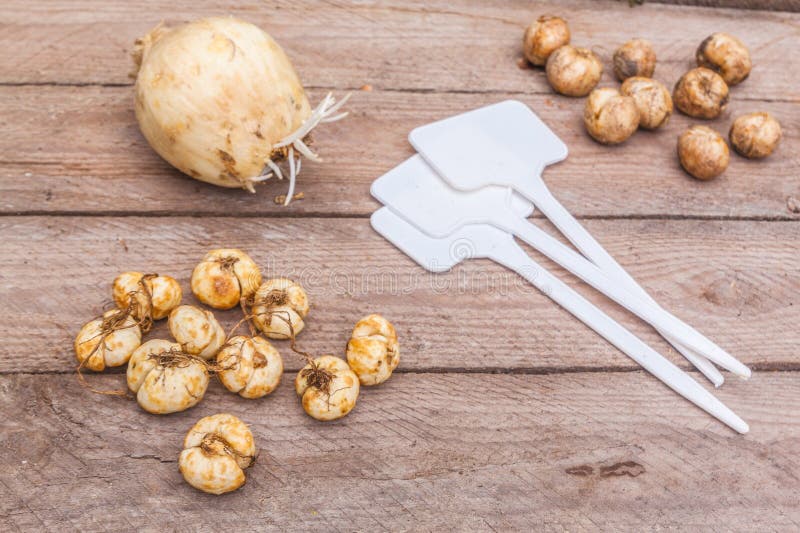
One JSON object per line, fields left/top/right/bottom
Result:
{"left": 1, "top": 216, "right": 797, "bottom": 374}
{"left": 1, "top": 1, "right": 797, "bottom": 529}
{"left": 1, "top": 86, "right": 797, "bottom": 218}
{"left": 1, "top": 372, "right": 797, "bottom": 531}
{"left": 1, "top": 0, "right": 797, "bottom": 102}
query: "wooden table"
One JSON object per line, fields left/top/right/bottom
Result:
{"left": 2, "top": 1, "right": 798, "bottom": 530}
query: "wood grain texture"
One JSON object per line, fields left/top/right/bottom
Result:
{"left": 1, "top": 216, "right": 797, "bottom": 374}
{"left": 1, "top": 372, "right": 798, "bottom": 531}
{"left": 1, "top": 86, "right": 798, "bottom": 218}
{"left": 1, "top": 1, "right": 798, "bottom": 99}
{"left": 1, "top": 1, "right": 798, "bottom": 529}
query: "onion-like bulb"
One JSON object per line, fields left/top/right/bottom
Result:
{"left": 132, "top": 17, "right": 348, "bottom": 204}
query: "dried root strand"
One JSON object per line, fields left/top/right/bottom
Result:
{"left": 216, "top": 256, "right": 240, "bottom": 271}
{"left": 215, "top": 336, "right": 255, "bottom": 374}
{"left": 107, "top": 272, "right": 158, "bottom": 335}
{"left": 296, "top": 355, "right": 357, "bottom": 417}
{"left": 216, "top": 324, "right": 273, "bottom": 382}
{"left": 240, "top": 293, "right": 324, "bottom": 379}
{"left": 76, "top": 366, "right": 129, "bottom": 397}
{"left": 326, "top": 385, "right": 354, "bottom": 410}
{"left": 148, "top": 347, "right": 207, "bottom": 369}
{"left": 228, "top": 304, "right": 257, "bottom": 340}
{"left": 242, "top": 289, "right": 294, "bottom": 341}
{"left": 148, "top": 347, "right": 231, "bottom": 374}
{"left": 200, "top": 433, "right": 256, "bottom": 468}
{"left": 76, "top": 294, "right": 152, "bottom": 397}
{"left": 259, "top": 288, "right": 289, "bottom": 308}
{"left": 300, "top": 361, "right": 335, "bottom": 396}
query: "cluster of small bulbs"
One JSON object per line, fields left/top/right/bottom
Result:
{"left": 73, "top": 248, "right": 400, "bottom": 494}
{"left": 522, "top": 16, "right": 781, "bottom": 180}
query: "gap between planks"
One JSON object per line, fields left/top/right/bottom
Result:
{"left": 0, "top": 82, "right": 797, "bottom": 105}
{"left": 2, "top": 212, "right": 799, "bottom": 222}
{"left": 7, "top": 364, "right": 800, "bottom": 377}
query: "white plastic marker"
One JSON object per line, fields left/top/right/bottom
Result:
{"left": 409, "top": 100, "right": 748, "bottom": 382}
{"left": 371, "top": 207, "right": 748, "bottom": 434}
{"left": 371, "top": 156, "right": 746, "bottom": 381}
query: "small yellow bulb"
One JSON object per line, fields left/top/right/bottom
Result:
{"left": 127, "top": 339, "right": 210, "bottom": 414}
{"left": 168, "top": 305, "right": 226, "bottom": 360}
{"left": 346, "top": 314, "right": 399, "bottom": 386}
{"left": 179, "top": 414, "right": 256, "bottom": 495}
{"left": 75, "top": 309, "right": 142, "bottom": 371}
{"left": 251, "top": 278, "right": 309, "bottom": 339}
{"left": 216, "top": 336, "right": 283, "bottom": 399}
{"left": 295, "top": 356, "right": 359, "bottom": 421}
{"left": 191, "top": 249, "right": 261, "bottom": 310}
